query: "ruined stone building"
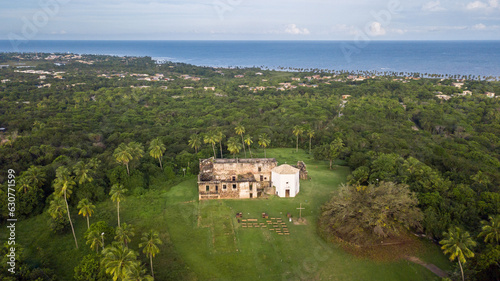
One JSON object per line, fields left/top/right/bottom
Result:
{"left": 198, "top": 158, "right": 307, "bottom": 200}
{"left": 198, "top": 158, "right": 277, "bottom": 200}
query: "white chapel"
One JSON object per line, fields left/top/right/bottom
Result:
{"left": 271, "top": 164, "right": 300, "bottom": 198}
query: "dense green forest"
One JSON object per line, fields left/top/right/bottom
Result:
{"left": 0, "top": 53, "right": 499, "bottom": 280}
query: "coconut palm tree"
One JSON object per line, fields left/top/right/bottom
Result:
{"left": 115, "top": 223, "right": 135, "bottom": 247}
{"left": 149, "top": 137, "right": 166, "bottom": 169}
{"left": 101, "top": 243, "right": 139, "bottom": 281}
{"left": 77, "top": 198, "right": 95, "bottom": 229}
{"left": 18, "top": 165, "right": 45, "bottom": 193}
{"left": 307, "top": 128, "right": 315, "bottom": 154}
{"left": 227, "top": 137, "right": 242, "bottom": 158}
{"left": 293, "top": 125, "right": 304, "bottom": 152}
{"left": 110, "top": 184, "right": 127, "bottom": 227}
{"left": 203, "top": 131, "right": 217, "bottom": 159}
{"left": 258, "top": 133, "right": 270, "bottom": 158}
{"left": 215, "top": 130, "right": 225, "bottom": 159}
{"left": 129, "top": 142, "right": 144, "bottom": 162}
{"left": 139, "top": 230, "right": 163, "bottom": 279}
{"left": 85, "top": 228, "right": 103, "bottom": 253}
{"left": 188, "top": 134, "right": 202, "bottom": 154}
{"left": 74, "top": 160, "right": 94, "bottom": 185}
{"left": 479, "top": 215, "right": 500, "bottom": 244}
{"left": 123, "top": 264, "right": 154, "bottom": 281}
{"left": 244, "top": 136, "right": 253, "bottom": 158}
{"left": 235, "top": 124, "right": 246, "bottom": 158}
{"left": 440, "top": 226, "right": 477, "bottom": 281}
{"left": 53, "top": 166, "right": 78, "bottom": 249}
{"left": 48, "top": 196, "right": 66, "bottom": 219}
{"left": 114, "top": 143, "right": 133, "bottom": 175}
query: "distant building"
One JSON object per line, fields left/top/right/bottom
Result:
{"left": 436, "top": 95, "right": 451, "bottom": 101}
{"left": 485, "top": 92, "right": 496, "bottom": 98}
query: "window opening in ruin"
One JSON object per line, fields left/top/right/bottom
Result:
{"left": 223, "top": 185, "right": 227, "bottom": 190}
{"left": 232, "top": 184, "right": 237, "bottom": 189}
{"left": 206, "top": 186, "right": 209, "bottom": 192}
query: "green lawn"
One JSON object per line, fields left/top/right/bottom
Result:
{"left": 7, "top": 148, "right": 451, "bottom": 280}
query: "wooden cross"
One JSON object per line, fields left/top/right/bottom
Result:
{"left": 296, "top": 203, "right": 305, "bottom": 219}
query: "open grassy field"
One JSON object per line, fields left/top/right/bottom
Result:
{"left": 161, "top": 148, "right": 451, "bottom": 281}
{"left": 5, "top": 148, "right": 451, "bottom": 280}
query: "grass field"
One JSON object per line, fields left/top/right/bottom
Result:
{"left": 5, "top": 148, "right": 451, "bottom": 280}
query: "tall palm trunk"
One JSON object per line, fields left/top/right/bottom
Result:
{"left": 309, "top": 137, "right": 312, "bottom": 154}
{"left": 150, "top": 254, "right": 155, "bottom": 279}
{"left": 296, "top": 135, "right": 299, "bottom": 152}
{"left": 241, "top": 135, "right": 247, "bottom": 158}
{"left": 117, "top": 201, "right": 121, "bottom": 227}
{"left": 212, "top": 144, "right": 216, "bottom": 159}
{"left": 125, "top": 163, "right": 130, "bottom": 175}
{"left": 86, "top": 216, "right": 90, "bottom": 229}
{"left": 158, "top": 157, "right": 163, "bottom": 169}
{"left": 64, "top": 191, "right": 78, "bottom": 249}
{"left": 219, "top": 141, "right": 223, "bottom": 158}
{"left": 248, "top": 145, "right": 252, "bottom": 158}
{"left": 458, "top": 259, "right": 465, "bottom": 281}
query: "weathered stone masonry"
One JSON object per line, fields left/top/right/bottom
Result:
{"left": 198, "top": 158, "right": 277, "bottom": 200}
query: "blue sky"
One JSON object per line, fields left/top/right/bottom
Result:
{"left": 2, "top": 0, "right": 500, "bottom": 40}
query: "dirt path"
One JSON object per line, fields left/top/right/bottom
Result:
{"left": 405, "top": 256, "right": 449, "bottom": 278}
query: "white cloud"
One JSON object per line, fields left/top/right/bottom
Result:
{"left": 466, "top": 1, "right": 490, "bottom": 9}
{"left": 284, "top": 24, "right": 310, "bottom": 35}
{"left": 391, "top": 28, "right": 407, "bottom": 35}
{"left": 331, "top": 24, "right": 358, "bottom": 35}
{"left": 422, "top": 1, "right": 445, "bottom": 12}
{"left": 368, "top": 22, "right": 386, "bottom": 36}
{"left": 490, "top": 0, "right": 499, "bottom": 7}
{"left": 472, "top": 23, "right": 487, "bottom": 29}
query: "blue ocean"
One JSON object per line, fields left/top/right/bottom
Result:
{"left": 0, "top": 40, "right": 499, "bottom": 77}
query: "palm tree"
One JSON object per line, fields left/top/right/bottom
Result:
{"left": 85, "top": 228, "right": 103, "bottom": 253}
{"left": 258, "top": 133, "right": 271, "bottom": 158}
{"left": 110, "top": 184, "right": 127, "bottom": 227}
{"left": 188, "top": 134, "right": 201, "bottom": 154}
{"left": 124, "top": 264, "right": 154, "bottom": 281}
{"left": 101, "top": 243, "right": 139, "bottom": 281}
{"left": 440, "top": 226, "right": 477, "bottom": 281}
{"left": 77, "top": 198, "right": 96, "bottom": 229}
{"left": 139, "top": 230, "right": 163, "bottom": 279}
{"left": 215, "top": 130, "right": 225, "bottom": 159}
{"left": 244, "top": 135, "right": 253, "bottom": 158}
{"left": 307, "top": 128, "right": 315, "bottom": 154}
{"left": 19, "top": 165, "right": 45, "bottom": 193}
{"left": 293, "top": 125, "right": 304, "bottom": 152}
{"left": 114, "top": 143, "right": 133, "bottom": 175}
{"left": 73, "top": 160, "right": 95, "bottom": 185}
{"left": 479, "top": 215, "right": 500, "bottom": 244}
{"left": 129, "top": 142, "right": 145, "bottom": 163}
{"left": 115, "top": 223, "right": 135, "bottom": 247}
{"left": 203, "top": 131, "right": 217, "bottom": 159}
{"left": 149, "top": 137, "right": 166, "bottom": 169}
{"left": 227, "top": 137, "right": 242, "bottom": 158}
{"left": 48, "top": 196, "right": 66, "bottom": 219}
{"left": 235, "top": 124, "right": 246, "bottom": 158}
{"left": 53, "top": 166, "right": 78, "bottom": 249}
